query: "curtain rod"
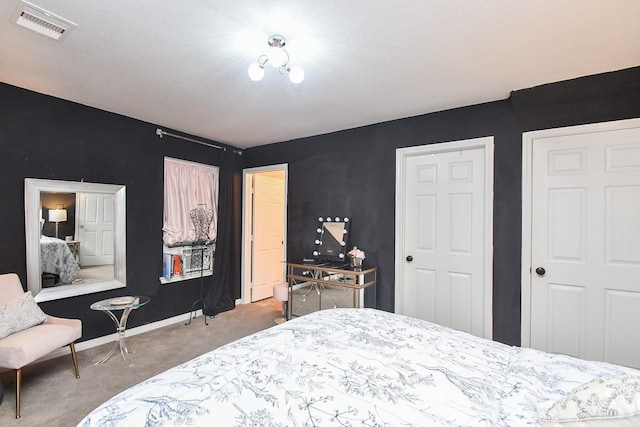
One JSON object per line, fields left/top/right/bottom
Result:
{"left": 156, "top": 128, "right": 242, "bottom": 155}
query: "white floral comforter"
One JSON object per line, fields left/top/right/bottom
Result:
{"left": 40, "top": 236, "right": 80, "bottom": 284}
{"left": 78, "top": 308, "right": 640, "bottom": 427}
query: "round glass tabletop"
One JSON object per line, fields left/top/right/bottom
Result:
{"left": 90, "top": 296, "right": 150, "bottom": 311}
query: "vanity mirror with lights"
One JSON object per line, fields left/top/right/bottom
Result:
{"left": 286, "top": 216, "right": 378, "bottom": 318}
{"left": 312, "top": 216, "right": 350, "bottom": 263}
{"left": 25, "top": 178, "right": 126, "bottom": 302}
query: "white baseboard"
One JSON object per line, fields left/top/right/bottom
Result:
{"left": 44, "top": 298, "right": 238, "bottom": 359}
{"left": 42, "top": 309, "right": 206, "bottom": 362}
{"left": 0, "top": 309, "right": 199, "bottom": 374}
{"left": 2, "top": 298, "right": 245, "bottom": 371}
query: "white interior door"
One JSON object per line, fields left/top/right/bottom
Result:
{"left": 251, "top": 174, "right": 285, "bottom": 301}
{"left": 396, "top": 137, "right": 493, "bottom": 339}
{"left": 77, "top": 192, "right": 114, "bottom": 266}
{"left": 523, "top": 118, "right": 640, "bottom": 368}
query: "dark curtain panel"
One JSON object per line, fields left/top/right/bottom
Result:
{"left": 203, "top": 150, "right": 240, "bottom": 316}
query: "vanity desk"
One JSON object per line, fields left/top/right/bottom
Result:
{"left": 286, "top": 261, "right": 377, "bottom": 319}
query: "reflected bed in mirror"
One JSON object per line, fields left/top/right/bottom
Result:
{"left": 312, "top": 216, "right": 350, "bottom": 262}
{"left": 25, "top": 178, "right": 126, "bottom": 302}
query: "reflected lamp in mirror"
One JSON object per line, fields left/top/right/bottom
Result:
{"left": 48, "top": 205, "right": 67, "bottom": 239}
{"left": 25, "top": 178, "right": 127, "bottom": 302}
{"left": 312, "top": 216, "right": 350, "bottom": 262}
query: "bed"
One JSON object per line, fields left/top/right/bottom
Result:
{"left": 40, "top": 235, "right": 80, "bottom": 284}
{"left": 78, "top": 308, "right": 640, "bottom": 426}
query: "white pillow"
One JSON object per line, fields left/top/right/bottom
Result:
{"left": 0, "top": 291, "right": 48, "bottom": 340}
{"left": 539, "top": 375, "right": 640, "bottom": 426}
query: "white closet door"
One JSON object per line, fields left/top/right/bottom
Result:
{"left": 396, "top": 138, "right": 492, "bottom": 339}
{"left": 527, "top": 122, "right": 640, "bottom": 368}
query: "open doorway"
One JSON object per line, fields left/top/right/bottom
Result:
{"left": 242, "top": 164, "right": 288, "bottom": 304}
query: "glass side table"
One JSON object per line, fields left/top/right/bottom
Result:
{"left": 90, "top": 296, "right": 150, "bottom": 367}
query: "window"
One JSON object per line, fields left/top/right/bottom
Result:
{"left": 160, "top": 157, "right": 219, "bottom": 283}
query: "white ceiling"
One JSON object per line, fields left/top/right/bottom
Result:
{"left": 1, "top": 1, "right": 639, "bottom": 149}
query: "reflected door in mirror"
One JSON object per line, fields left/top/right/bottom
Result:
{"left": 77, "top": 192, "right": 115, "bottom": 266}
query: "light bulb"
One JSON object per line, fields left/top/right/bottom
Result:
{"left": 288, "top": 65, "right": 304, "bottom": 83}
{"left": 268, "top": 47, "right": 288, "bottom": 67}
{"left": 248, "top": 63, "right": 264, "bottom": 81}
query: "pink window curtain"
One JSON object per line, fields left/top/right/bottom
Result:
{"left": 163, "top": 158, "right": 219, "bottom": 246}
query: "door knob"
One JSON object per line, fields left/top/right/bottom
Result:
{"left": 535, "top": 267, "right": 546, "bottom": 276}
{"left": 406, "top": 255, "right": 413, "bottom": 262}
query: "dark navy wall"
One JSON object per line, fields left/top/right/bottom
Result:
{"left": 1, "top": 67, "right": 638, "bottom": 345}
{"left": 243, "top": 66, "right": 640, "bottom": 346}
{"left": 0, "top": 83, "right": 242, "bottom": 341}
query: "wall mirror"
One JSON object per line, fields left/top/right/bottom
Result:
{"left": 25, "top": 178, "right": 126, "bottom": 302}
{"left": 312, "top": 216, "right": 350, "bottom": 261}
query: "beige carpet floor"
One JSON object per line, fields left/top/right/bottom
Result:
{"left": 73, "top": 265, "right": 114, "bottom": 284}
{"left": 0, "top": 298, "right": 282, "bottom": 426}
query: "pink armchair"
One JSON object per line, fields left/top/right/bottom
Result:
{"left": 0, "top": 273, "right": 81, "bottom": 418}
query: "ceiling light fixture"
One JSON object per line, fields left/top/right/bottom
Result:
{"left": 248, "top": 34, "right": 304, "bottom": 84}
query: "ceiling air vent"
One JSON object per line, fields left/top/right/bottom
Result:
{"left": 10, "top": 1, "right": 76, "bottom": 41}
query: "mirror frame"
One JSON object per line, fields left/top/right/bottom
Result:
{"left": 25, "top": 178, "right": 127, "bottom": 302}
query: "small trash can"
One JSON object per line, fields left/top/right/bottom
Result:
{"left": 273, "top": 283, "right": 288, "bottom": 324}
{"left": 273, "top": 283, "right": 288, "bottom": 302}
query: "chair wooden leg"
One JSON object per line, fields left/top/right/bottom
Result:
{"left": 15, "top": 368, "right": 21, "bottom": 419}
{"left": 69, "top": 342, "right": 80, "bottom": 379}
